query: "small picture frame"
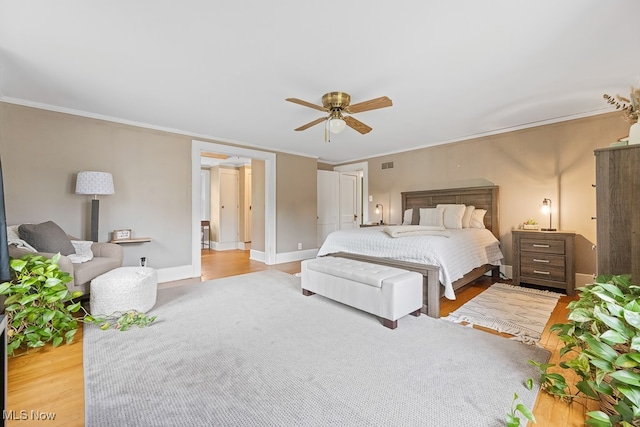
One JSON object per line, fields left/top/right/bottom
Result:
{"left": 113, "top": 229, "right": 131, "bottom": 240}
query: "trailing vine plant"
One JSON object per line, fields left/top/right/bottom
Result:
{"left": 0, "top": 253, "right": 156, "bottom": 356}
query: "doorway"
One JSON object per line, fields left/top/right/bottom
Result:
{"left": 191, "top": 140, "right": 276, "bottom": 278}
{"left": 201, "top": 158, "right": 252, "bottom": 251}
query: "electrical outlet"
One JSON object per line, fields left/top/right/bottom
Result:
{"left": 140, "top": 257, "right": 147, "bottom": 267}
{"left": 297, "top": 243, "right": 302, "bottom": 250}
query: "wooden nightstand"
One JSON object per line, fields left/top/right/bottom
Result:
{"left": 512, "top": 230, "right": 576, "bottom": 295}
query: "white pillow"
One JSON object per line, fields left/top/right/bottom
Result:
{"left": 6, "top": 224, "right": 37, "bottom": 252}
{"left": 68, "top": 240, "right": 94, "bottom": 264}
{"left": 402, "top": 209, "right": 413, "bottom": 225}
{"left": 462, "top": 205, "right": 475, "bottom": 228}
{"left": 7, "top": 225, "right": 21, "bottom": 241}
{"left": 419, "top": 207, "right": 445, "bottom": 229}
{"left": 470, "top": 209, "right": 487, "bottom": 229}
{"left": 436, "top": 204, "right": 466, "bottom": 229}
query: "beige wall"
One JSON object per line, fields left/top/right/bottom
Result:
{"left": 0, "top": 103, "right": 317, "bottom": 270}
{"left": 276, "top": 153, "right": 317, "bottom": 252}
{"left": 1, "top": 103, "right": 192, "bottom": 268}
{"left": 349, "top": 113, "right": 629, "bottom": 275}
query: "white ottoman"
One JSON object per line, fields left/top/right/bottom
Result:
{"left": 301, "top": 256, "right": 423, "bottom": 329}
{"left": 90, "top": 267, "right": 158, "bottom": 315}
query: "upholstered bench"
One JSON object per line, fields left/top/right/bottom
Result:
{"left": 301, "top": 256, "right": 422, "bottom": 329}
{"left": 90, "top": 267, "right": 158, "bottom": 315}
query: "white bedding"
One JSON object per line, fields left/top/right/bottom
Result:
{"left": 317, "top": 227, "right": 504, "bottom": 300}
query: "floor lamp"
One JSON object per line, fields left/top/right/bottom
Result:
{"left": 75, "top": 171, "right": 115, "bottom": 242}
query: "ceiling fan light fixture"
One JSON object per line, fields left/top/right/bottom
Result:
{"left": 329, "top": 118, "right": 346, "bottom": 134}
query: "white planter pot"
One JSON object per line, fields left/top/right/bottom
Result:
{"left": 629, "top": 121, "right": 640, "bottom": 145}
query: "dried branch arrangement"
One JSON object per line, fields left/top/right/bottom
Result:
{"left": 603, "top": 86, "right": 640, "bottom": 124}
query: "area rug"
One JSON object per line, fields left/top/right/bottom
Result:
{"left": 443, "top": 283, "right": 562, "bottom": 344}
{"left": 84, "top": 270, "right": 550, "bottom": 427}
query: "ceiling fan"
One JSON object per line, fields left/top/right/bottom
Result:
{"left": 285, "top": 92, "right": 393, "bottom": 138}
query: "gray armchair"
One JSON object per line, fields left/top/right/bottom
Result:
{"left": 8, "top": 221, "right": 123, "bottom": 295}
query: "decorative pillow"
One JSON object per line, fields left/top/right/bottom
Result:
{"left": 68, "top": 240, "right": 94, "bottom": 264}
{"left": 419, "top": 207, "right": 445, "bottom": 229}
{"left": 462, "top": 205, "right": 475, "bottom": 228}
{"left": 18, "top": 221, "right": 75, "bottom": 256}
{"left": 470, "top": 209, "right": 487, "bottom": 229}
{"left": 436, "top": 204, "right": 466, "bottom": 229}
{"left": 402, "top": 209, "right": 413, "bottom": 226}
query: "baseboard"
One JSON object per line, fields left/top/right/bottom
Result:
{"left": 275, "top": 248, "right": 318, "bottom": 264}
{"left": 250, "top": 249, "right": 265, "bottom": 263}
{"left": 502, "top": 265, "right": 512, "bottom": 280}
{"left": 156, "top": 265, "right": 195, "bottom": 283}
{"left": 211, "top": 241, "right": 245, "bottom": 251}
{"left": 576, "top": 273, "right": 595, "bottom": 288}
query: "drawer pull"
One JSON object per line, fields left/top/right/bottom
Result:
{"left": 533, "top": 259, "right": 550, "bottom": 263}
{"left": 533, "top": 270, "right": 551, "bottom": 275}
{"left": 532, "top": 244, "right": 550, "bottom": 248}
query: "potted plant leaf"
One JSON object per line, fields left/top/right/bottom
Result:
{"left": 0, "top": 253, "right": 156, "bottom": 356}
{"left": 0, "top": 253, "right": 81, "bottom": 355}
{"left": 530, "top": 274, "right": 640, "bottom": 426}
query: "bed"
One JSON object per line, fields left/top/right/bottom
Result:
{"left": 317, "top": 185, "right": 503, "bottom": 318}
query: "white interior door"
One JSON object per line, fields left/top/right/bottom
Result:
{"left": 219, "top": 169, "right": 239, "bottom": 243}
{"left": 317, "top": 170, "right": 339, "bottom": 246}
{"left": 339, "top": 173, "right": 358, "bottom": 229}
{"left": 200, "top": 169, "right": 211, "bottom": 220}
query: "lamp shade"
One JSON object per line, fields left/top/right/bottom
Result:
{"left": 75, "top": 171, "right": 115, "bottom": 195}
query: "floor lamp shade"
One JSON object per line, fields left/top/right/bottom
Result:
{"left": 75, "top": 171, "right": 115, "bottom": 242}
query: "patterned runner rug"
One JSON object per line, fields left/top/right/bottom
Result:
{"left": 443, "top": 283, "right": 562, "bottom": 344}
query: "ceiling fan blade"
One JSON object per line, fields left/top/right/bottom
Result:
{"left": 344, "top": 116, "right": 372, "bottom": 134}
{"left": 345, "top": 96, "right": 393, "bottom": 114}
{"left": 285, "top": 98, "right": 328, "bottom": 112}
{"left": 295, "top": 117, "right": 327, "bottom": 131}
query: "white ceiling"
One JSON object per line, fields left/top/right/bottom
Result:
{"left": 1, "top": 1, "right": 639, "bottom": 164}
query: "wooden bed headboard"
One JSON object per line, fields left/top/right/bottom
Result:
{"left": 401, "top": 186, "right": 500, "bottom": 240}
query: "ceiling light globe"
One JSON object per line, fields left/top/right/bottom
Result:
{"left": 329, "top": 118, "right": 346, "bottom": 134}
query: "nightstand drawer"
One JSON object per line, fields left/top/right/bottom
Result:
{"left": 520, "top": 252, "right": 565, "bottom": 270}
{"left": 520, "top": 260, "right": 566, "bottom": 282}
{"left": 520, "top": 238, "right": 565, "bottom": 254}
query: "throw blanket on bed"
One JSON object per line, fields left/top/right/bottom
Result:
{"left": 383, "top": 225, "right": 450, "bottom": 238}
{"left": 318, "top": 227, "right": 503, "bottom": 300}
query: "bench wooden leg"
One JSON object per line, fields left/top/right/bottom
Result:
{"left": 410, "top": 308, "right": 421, "bottom": 317}
{"left": 302, "top": 289, "right": 315, "bottom": 296}
{"left": 382, "top": 318, "right": 397, "bottom": 329}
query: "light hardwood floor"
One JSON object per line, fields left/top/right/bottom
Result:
{"left": 6, "top": 250, "right": 592, "bottom": 426}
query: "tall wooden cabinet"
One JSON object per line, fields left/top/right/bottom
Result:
{"left": 594, "top": 145, "right": 640, "bottom": 282}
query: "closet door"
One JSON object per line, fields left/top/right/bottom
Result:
{"left": 339, "top": 173, "right": 358, "bottom": 229}
{"left": 595, "top": 145, "right": 640, "bottom": 282}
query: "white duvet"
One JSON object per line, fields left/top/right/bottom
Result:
{"left": 317, "top": 227, "right": 504, "bottom": 300}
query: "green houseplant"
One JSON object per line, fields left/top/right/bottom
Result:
{"left": 0, "top": 253, "right": 156, "bottom": 356}
{"left": 0, "top": 253, "right": 81, "bottom": 355}
{"left": 531, "top": 274, "right": 640, "bottom": 426}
